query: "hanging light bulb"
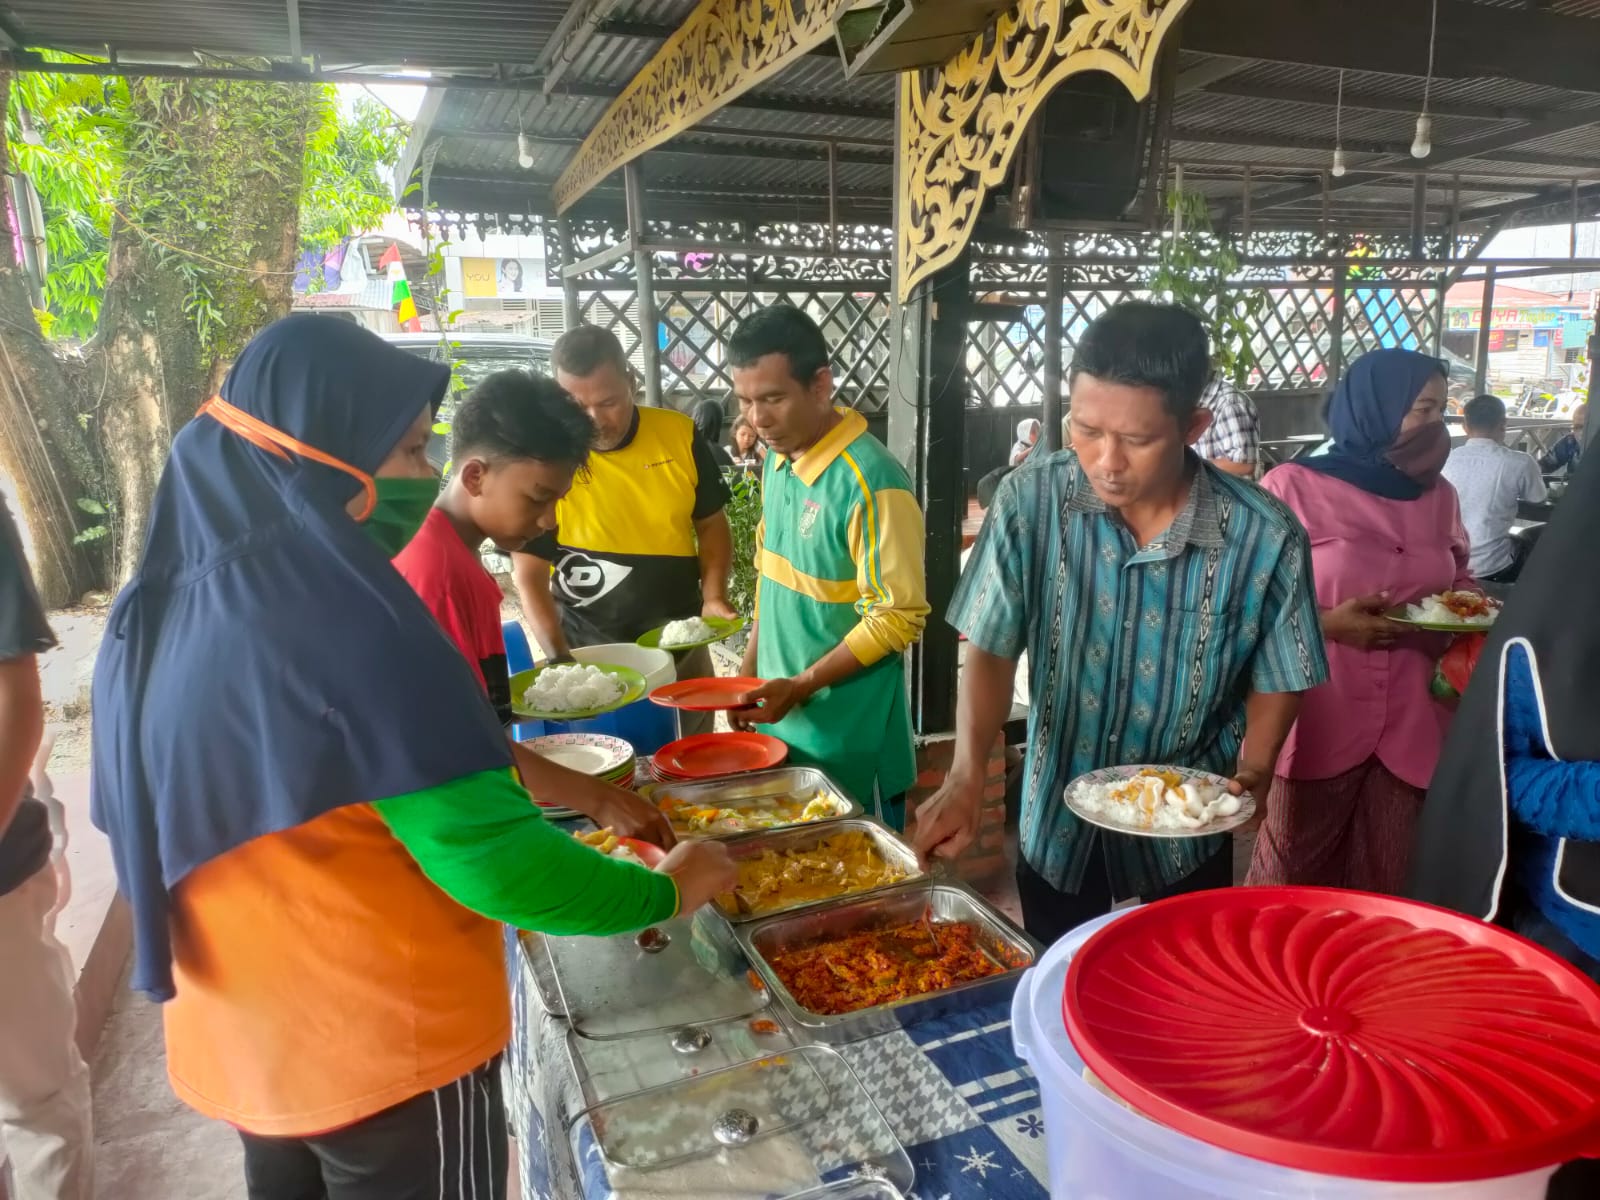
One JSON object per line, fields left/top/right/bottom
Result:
{"left": 1331, "top": 70, "right": 1347, "bottom": 177}
{"left": 1412, "top": 0, "right": 1438, "bottom": 159}
{"left": 1411, "top": 113, "right": 1433, "bottom": 160}
{"left": 517, "top": 131, "right": 535, "bottom": 170}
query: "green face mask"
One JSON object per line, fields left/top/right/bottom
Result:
{"left": 361, "top": 476, "right": 439, "bottom": 557}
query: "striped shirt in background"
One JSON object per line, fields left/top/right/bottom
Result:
{"left": 1193, "top": 377, "right": 1262, "bottom": 478}
{"left": 950, "top": 452, "right": 1328, "bottom": 897}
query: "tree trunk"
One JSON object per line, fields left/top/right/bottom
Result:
{"left": 0, "top": 72, "right": 319, "bottom": 597}
{"left": 92, "top": 77, "right": 314, "bottom": 583}
{"left": 0, "top": 72, "right": 104, "bottom": 606}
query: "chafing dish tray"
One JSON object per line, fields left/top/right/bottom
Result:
{"left": 739, "top": 883, "right": 1040, "bottom": 1044}
{"left": 643, "top": 766, "right": 861, "bottom": 839}
{"left": 712, "top": 819, "right": 924, "bottom": 924}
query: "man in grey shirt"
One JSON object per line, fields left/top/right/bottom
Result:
{"left": 1441, "top": 394, "right": 1546, "bottom": 584}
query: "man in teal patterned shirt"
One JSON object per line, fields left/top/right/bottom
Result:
{"left": 915, "top": 303, "right": 1328, "bottom": 944}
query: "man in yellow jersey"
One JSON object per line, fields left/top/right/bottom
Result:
{"left": 512, "top": 326, "right": 735, "bottom": 734}
{"left": 729, "top": 306, "right": 929, "bottom": 829}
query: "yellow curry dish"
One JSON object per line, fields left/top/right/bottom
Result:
{"left": 716, "top": 831, "right": 915, "bottom": 917}
{"left": 659, "top": 791, "right": 849, "bottom": 836}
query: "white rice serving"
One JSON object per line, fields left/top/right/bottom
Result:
{"left": 660, "top": 616, "right": 716, "bottom": 647}
{"left": 523, "top": 663, "right": 627, "bottom": 713}
{"left": 1405, "top": 592, "right": 1499, "bottom": 627}
{"left": 1069, "top": 769, "right": 1242, "bottom": 832}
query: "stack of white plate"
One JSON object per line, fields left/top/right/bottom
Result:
{"left": 521, "top": 732, "right": 637, "bottom": 820}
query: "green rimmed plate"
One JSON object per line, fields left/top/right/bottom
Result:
{"left": 636, "top": 615, "right": 748, "bottom": 651}
{"left": 510, "top": 663, "right": 648, "bottom": 721}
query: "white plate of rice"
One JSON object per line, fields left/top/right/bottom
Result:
{"left": 1065, "top": 765, "right": 1254, "bottom": 839}
{"left": 1389, "top": 591, "right": 1501, "bottom": 631}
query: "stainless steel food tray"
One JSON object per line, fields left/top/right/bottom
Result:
{"left": 642, "top": 766, "right": 862, "bottom": 840}
{"left": 738, "top": 883, "right": 1041, "bottom": 1044}
{"left": 713, "top": 818, "right": 925, "bottom": 924}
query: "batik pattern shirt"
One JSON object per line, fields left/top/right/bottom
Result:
{"left": 950, "top": 451, "right": 1327, "bottom": 897}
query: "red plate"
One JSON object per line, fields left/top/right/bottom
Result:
{"left": 654, "top": 732, "right": 787, "bottom": 780}
{"left": 1064, "top": 887, "right": 1600, "bottom": 1182}
{"left": 649, "top": 677, "right": 766, "bottom": 712}
{"left": 617, "top": 837, "right": 666, "bottom": 868}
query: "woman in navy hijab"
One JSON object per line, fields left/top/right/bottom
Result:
{"left": 1247, "top": 348, "right": 1474, "bottom": 894}
{"left": 89, "top": 316, "right": 732, "bottom": 1199}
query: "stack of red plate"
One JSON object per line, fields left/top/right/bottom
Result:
{"left": 653, "top": 732, "right": 788, "bottom": 781}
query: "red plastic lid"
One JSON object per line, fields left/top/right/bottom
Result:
{"left": 1063, "top": 887, "right": 1600, "bottom": 1182}
{"left": 654, "top": 732, "right": 788, "bottom": 779}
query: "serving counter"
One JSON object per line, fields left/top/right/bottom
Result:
{"left": 506, "top": 766, "right": 1051, "bottom": 1200}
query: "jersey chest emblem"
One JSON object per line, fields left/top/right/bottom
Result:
{"left": 798, "top": 498, "right": 822, "bottom": 538}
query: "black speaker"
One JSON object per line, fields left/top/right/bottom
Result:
{"left": 1028, "top": 71, "right": 1155, "bottom": 222}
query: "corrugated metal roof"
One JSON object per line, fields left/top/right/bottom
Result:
{"left": 0, "top": 1, "right": 575, "bottom": 64}
{"left": 26, "top": 0, "right": 1577, "bottom": 232}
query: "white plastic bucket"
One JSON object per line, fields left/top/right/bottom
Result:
{"left": 1011, "top": 911, "right": 1558, "bottom": 1200}
{"left": 571, "top": 643, "right": 675, "bottom": 692}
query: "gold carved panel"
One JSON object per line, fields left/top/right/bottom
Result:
{"left": 553, "top": 0, "right": 854, "bottom": 215}
{"left": 897, "top": 0, "right": 1192, "bottom": 301}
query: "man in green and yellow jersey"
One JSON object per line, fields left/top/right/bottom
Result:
{"left": 729, "top": 307, "right": 928, "bottom": 829}
{"left": 512, "top": 327, "right": 734, "bottom": 734}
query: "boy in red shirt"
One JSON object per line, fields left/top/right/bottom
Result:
{"left": 395, "top": 370, "right": 672, "bottom": 844}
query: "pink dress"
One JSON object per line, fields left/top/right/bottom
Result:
{"left": 1262, "top": 465, "right": 1473, "bottom": 790}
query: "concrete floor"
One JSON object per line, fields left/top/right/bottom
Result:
{"left": 90, "top": 986, "right": 242, "bottom": 1200}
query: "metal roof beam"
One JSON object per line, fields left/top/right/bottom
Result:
{"left": 429, "top": 170, "right": 885, "bottom": 205}
{"left": 1174, "top": 56, "right": 1252, "bottom": 96}
{"left": 1184, "top": 0, "right": 1600, "bottom": 95}
{"left": 544, "top": 78, "right": 891, "bottom": 122}
{"left": 1173, "top": 126, "right": 1410, "bottom": 156}
{"left": 1198, "top": 80, "right": 1554, "bottom": 124}
{"left": 1227, "top": 104, "right": 1600, "bottom": 216}
{"left": 1459, "top": 180, "right": 1600, "bottom": 227}
{"left": 594, "top": 17, "right": 836, "bottom": 58}
{"left": 429, "top": 125, "right": 892, "bottom": 165}
{"left": 534, "top": 0, "right": 620, "bottom": 95}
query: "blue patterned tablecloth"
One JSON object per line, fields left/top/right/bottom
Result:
{"left": 505, "top": 931, "right": 1051, "bottom": 1200}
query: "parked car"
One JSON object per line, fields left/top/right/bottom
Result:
{"left": 383, "top": 332, "right": 555, "bottom": 469}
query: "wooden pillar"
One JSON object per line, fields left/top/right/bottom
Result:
{"left": 888, "top": 251, "right": 970, "bottom": 737}
{"left": 553, "top": 217, "right": 582, "bottom": 330}
{"left": 1475, "top": 263, "right": 1497, "bottom": 394}
{"left": 1410, "top": 175, "right": 1428, "bottom": 260}
{"left": 1328, "top": 263, "right": 1349, "bottom": 388}
{"left": 1042, "top": 233, "right": 1066, "bottom": 454}
{"left": 624, "top": 162, "right": 662, "bottom": 407}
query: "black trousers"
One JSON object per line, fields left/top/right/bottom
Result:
{"left": 1015, "top": 837, "right": 1234, "bottom": 947}
{"left": 240, "top": 1057, "right": 506, "bottom": 1200}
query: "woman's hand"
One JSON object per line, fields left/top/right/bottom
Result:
{"left": 584, "top": 782, "right": 677, "bottom": 849}
{"left": 656, "top": 839, "right": 738, "bottom": 915}
{"left": 1321, "top": 592, "right": 1401, "bottom": 650}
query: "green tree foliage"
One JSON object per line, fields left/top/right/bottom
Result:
{"left": 1148, "top": 188, "right": 1265, "bottom": 387}
{"left": 5, "top": 73, "right": 405, "bottom": 343}
{"left": 300, "top": 91, "right": 406, "bottom": 255}
{"left": 724, "top": 471, "right": 762, "bottom": 620}
{"left": 4, "top": 73, "right": 123, "bottom": 339}
{"left": 0, "top": 67, "right": 408, "bottom": 603}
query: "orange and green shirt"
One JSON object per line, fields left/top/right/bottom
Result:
{"left": 162, "top": 768, "right": 676, "bottom": 1137}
